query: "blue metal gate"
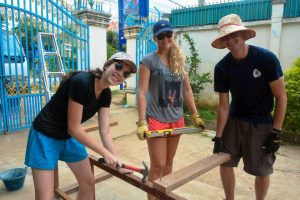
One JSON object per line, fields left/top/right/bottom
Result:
{"left": 0, "top": 0, "right": 89, "bottom": 133}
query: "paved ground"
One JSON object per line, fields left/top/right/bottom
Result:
{"left": 0, "top": 104, "right": 300, "bottom": 200}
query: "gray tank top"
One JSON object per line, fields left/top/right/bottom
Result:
{"left": 141, "top": 52, "right": 184, "bottom": 122}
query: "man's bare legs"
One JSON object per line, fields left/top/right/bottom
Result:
{"left": 221, "top": 166, "right": 270, "bottom": 200}
{"left": 255, "top": 176, "right": 270, "bottom": 200}
{"left": 220, "top": 166, "right": 235, "bottom": 200}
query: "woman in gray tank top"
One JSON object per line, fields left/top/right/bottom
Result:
{"left": 135, "top": 20, "right": 205, "bottom": 200}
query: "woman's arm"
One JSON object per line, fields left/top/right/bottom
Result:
{"left": 67, "top": 98, "right": 119, "bottom": 166}
{"left": 98, "top": 107, "right": 117, "bottom": 155}
{"left": 137, "top": 64, "right": 150, "bottom": 120}
{"left": 182, "top": 74, "right": 198, "bottom": 115}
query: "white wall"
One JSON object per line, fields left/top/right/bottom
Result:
{"left": 125, "top": 38, "right": 137, "bottom": 89}
{"left": 175, "top": 18, "right": 300, "bottom": 105}
{"left": 89, "top": 26, "right": 107, "bottom": 69}
{"left": 280, "top": 21, "right": 300, "bottom": 69}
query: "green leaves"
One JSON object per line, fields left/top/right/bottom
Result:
{"left": 284, "top": 57, "right": 300, "bottom": 133}
{"left": 183, "top": 32, "right": 212, "bottom": 97}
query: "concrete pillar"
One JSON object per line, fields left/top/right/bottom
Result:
{"left": 270, "top": 0, "right": 284, "bottom": 57}
{"left": 123, "top": 26, "right": 141, "bottom": 107}
{"left": 198, "top": 0, "right": 205, "bottom": 6}
{"left": 75, "top": 9, "right": 111, "bottom": 69}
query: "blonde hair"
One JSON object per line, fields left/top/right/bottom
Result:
{"left": 168, "top": 41, "right": 186, "bottom": 76}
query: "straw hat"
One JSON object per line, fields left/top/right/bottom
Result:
{"left": 211, "top": 14, "right": 256, "bottom": 49}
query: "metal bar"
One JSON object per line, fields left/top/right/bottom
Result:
{"left": 145, "top": 127, "right": 203, "bottom": 138}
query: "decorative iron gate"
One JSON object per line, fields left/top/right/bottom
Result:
{"left": 135, "top": 21, "right": 157, "bottom": 92}
{"left": 0, "top": 0, "right": 89, "bottom": 133}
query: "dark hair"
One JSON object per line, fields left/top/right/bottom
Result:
{"left": 58, "top": 59, "right": 115, "bottom": 90}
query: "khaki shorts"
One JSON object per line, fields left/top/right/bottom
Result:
{"left": 221, "top": 117, "right": 275, "bottom": 176}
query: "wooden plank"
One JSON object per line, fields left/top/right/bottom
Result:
{"left": 55, "top": 188, "right": 73, "bottom": 200}
{"left": 83, "top": 121, "right": 118, "bottom": 133}
{"left": 89, "top": 156, "right": 187, "bottom": 200}
{"left": 63, "top": 172, "right": 113, "bottom": 195}
{"left": 153, "top": 153, "right": 230, "bottom": 194}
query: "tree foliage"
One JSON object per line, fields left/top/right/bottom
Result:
{"left": 182, "top": 32, "right": 212, "bottom": 97}
{"left": 107, "top": 30, "right": 118, "bottom": 59}
{"left": 283, "top": 57, "right": 300, "bottom": 133}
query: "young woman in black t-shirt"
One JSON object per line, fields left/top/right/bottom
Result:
{"left": 25, "top": 52, "right": 136, "bottom": 200}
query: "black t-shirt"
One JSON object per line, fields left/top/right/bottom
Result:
{"left": 33, "top": 72, "right": 111, "bottom": 139}
{"left": 214, "top": 45, "right": 283, "bottom": 123}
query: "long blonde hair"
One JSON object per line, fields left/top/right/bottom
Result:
{"left": 168, "top": 41, "right": 186, "bottom": 76}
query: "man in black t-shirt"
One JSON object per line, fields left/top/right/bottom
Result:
{"left": 211, "top": 14, "right": 287, "bottom": 200}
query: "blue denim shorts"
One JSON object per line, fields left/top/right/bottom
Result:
{"left": 25, "top": 127, "right": 88, "bottom": 170}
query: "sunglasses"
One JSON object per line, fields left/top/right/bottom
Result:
{"left": 221, "top": 32, "right": 241, "bottom": 42}
{"left": 115, "top": 62, "right": 131, "bottom": 79}
{"left": 157, "top": 31, "right": 173, "bottom": 40}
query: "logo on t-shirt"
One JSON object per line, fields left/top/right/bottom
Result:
{"left": 253, "top": 68, "right": 261, "bottom": 78}
{"left": 159, "top": 81, "right": 182, "bottom": 108}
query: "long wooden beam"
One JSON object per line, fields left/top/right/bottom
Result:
{"left": 89, "top": 156, "right": 187, "bottom": 200}
{"left": 83, "top": 121, "right": 118, "bottom": 133}
{"left": 153, "top": 153, "right": 230, "bottom": 194}
{"left": 62, "top": 172, "right": 113, "bottom": 195}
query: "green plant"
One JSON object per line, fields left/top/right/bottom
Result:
{"left": 182, "top": 32, "right": 212, "bottom": 98}
{"left": 107, "top": 31, "right": 118, "bottom": 59}
{"left": 107, "top": 44, "right": 118, "bottom": 59}
{"left": 283, "top": 57, "right": 300, "bottom": 134}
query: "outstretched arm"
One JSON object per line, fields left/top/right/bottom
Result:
{"left": 216, "top": 93, "right": 229, "bottom": 137}
{"left": 98, "top": 107, "right": 117, "bottom": 155}
{"left": 67, "top": 99, "right": 119, "bottom": 166}
{"left": 182, "top": 73, "right": 198, "bottom": 115}
{"left": 137, "top": 64, "right": 150, "bottom": 120}
{"left": 269, "top": 77, "right": 287, "bottom": 129}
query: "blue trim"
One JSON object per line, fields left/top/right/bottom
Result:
{"left": 0, "top": 1, "right": 89, "bottom": 132}
{"left": 171, "top": 0, "right": 272, "bottom": 27}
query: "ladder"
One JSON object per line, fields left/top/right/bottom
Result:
{"left": 37, "top": 32, "right": 65, "bottom": 102}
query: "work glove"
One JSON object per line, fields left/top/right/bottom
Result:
{"left": 136, "top": 119, "right": 148, "bottom": 140}
{"left": 212, "top": 136, "right": 226, "bottom": 154}
{"left": 191, "top": 113, "right": 205, "bottom": 129}
{"left": 262, "top": 128, "right": 281, "bottom": 153}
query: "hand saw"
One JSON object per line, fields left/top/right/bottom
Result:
{"left": 144, "top": 127, "right": 204, "bottom": 139}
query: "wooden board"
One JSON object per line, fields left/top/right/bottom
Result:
{"left": 153, "top": 153, "right": 230, "bottom": 194}
{"left": 63, "top": 172, "right": 113, "bottom": 194}
{"left": 83, "top": 121, "right": 118, "bottom": 133}
{"left": 89, "top": 155, "right": 187, "bottom": 200}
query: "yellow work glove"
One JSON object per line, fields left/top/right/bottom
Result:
{"left": 191, "top": 113, "right": 205, "bottom": 129}
{"left": 136, "top": 119, "right": 148, "bottom": 140}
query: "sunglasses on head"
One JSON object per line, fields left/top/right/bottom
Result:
{"left": 157, "top": 31, "right": 173, "bottom": 40}
{"left": 115, "top": 62, "right": 131, "bottom": 79}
